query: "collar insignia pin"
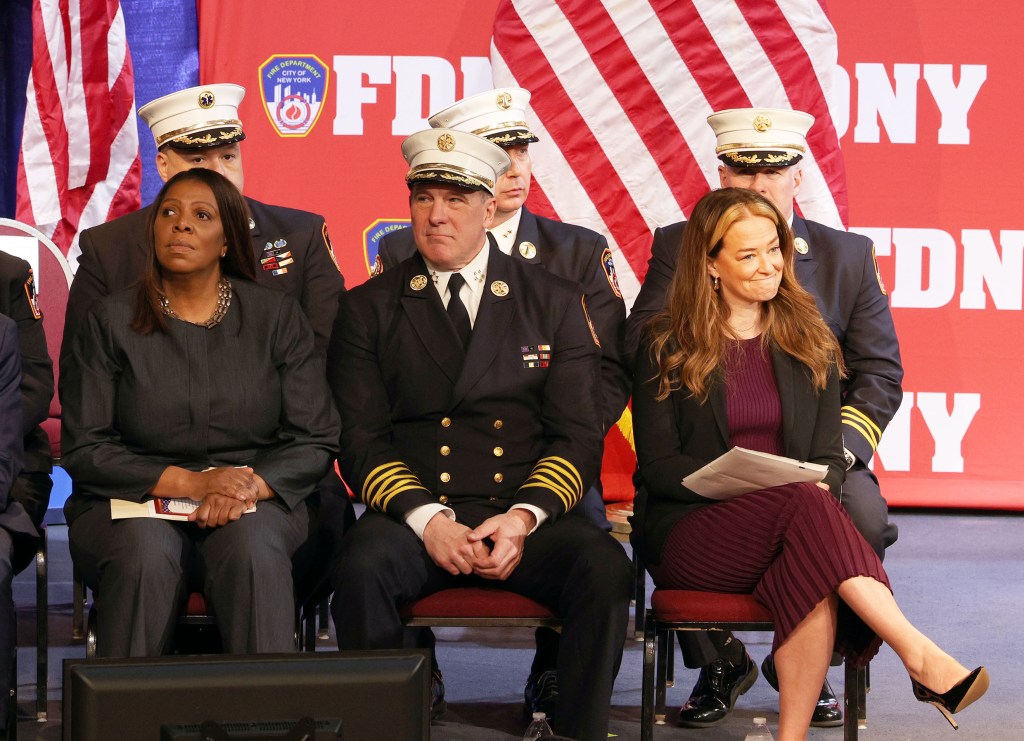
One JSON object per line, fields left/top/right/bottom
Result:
{"left": 518, "top": 241, "right": 537, "bottom": 259}
{"left": 410, "top": 275, "right": 428, "bottom": 291}
{"left": 794, "top": 237, "right": 809, "bottom": 255}
{"left": 490, "top": 280, "right": 509, "bottom": 297}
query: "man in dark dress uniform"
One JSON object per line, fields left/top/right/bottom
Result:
{"left": 376, "top": 89, "right": 630, "bottom": 717}
{"left": 0, "top": 252, "right": 53, "bottom": 737}
{"left": 61, "top": 83, "right": 345, "bottom": 364}
{"left": 627, "top": 108, "right": 903, "bottom": 729}
{"left": 59, "top": 83, "right": 350, "bottom": 613}
{"left": 327, "top": 129, "right": 632, "bottom": 741}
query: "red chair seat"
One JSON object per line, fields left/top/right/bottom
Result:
{"left": 400, "top": 588, "right": 555, "bottom": 620}
{"left": 650, "top": 589, "right": 772, "bottom": 624}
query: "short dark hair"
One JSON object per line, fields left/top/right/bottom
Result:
{"left": 131, "top": 168, "right": 257, "bottom": 334}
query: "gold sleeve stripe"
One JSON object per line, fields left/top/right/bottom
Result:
{"left": 363, "top": 461, "right": 429, "bottom": 511}
{"left": 517, "top": 456, "right": 583, "bottom": 511}
{"left": 841, "top": 405, "right": 882, "bottom": 439}
{"left": 841, "top": 411, "right": 880, "bottom": 450}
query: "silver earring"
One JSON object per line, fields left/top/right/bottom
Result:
{"left": 713, "top": 276, "right": 720, "bottom": 291}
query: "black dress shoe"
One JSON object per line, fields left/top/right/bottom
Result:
{"left": 430, "top": 669, "right": 447, "bottom": 720}
{"left": 761, "top": 654, "right": 843, "bottom": 727}
{"left": 677, "top": 652, "right": 758, "bottom": 728}
{"left": 523, "top": 668, "right": 559, "bottom": 723}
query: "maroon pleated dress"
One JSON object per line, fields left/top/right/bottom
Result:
{"left": 649, "top": 338, "right": 889, "bottom": 666}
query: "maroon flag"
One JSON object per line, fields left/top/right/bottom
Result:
{"left": 16, "top": 0, "right": 141, "bottom": 268}
{"left": 491, "top": 0, "right": 850, "bottom": 302}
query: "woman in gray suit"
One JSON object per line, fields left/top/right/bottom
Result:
{"left": 61, "top": 169, "right": 338, "bottom": 657}
{"left": 632, "top": 188, "right": 987, "bottom": 739}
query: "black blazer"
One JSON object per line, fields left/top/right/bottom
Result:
{"left": 328, "top": 244, "right": 604, "bottom": 526}
{"left": 61, "top": 197, "right": 345, "bottom": 376}
{"left": 626, "top": 216, "right": 902, "bottom": 466}
{"left": 632, "top": 343, "right": 846, "bottom": 564}
{"left": 378, "top": 206, "right": 629, "bottom": 433}
{"left": 0, "top": 251, "right": 53, "bottom": 475}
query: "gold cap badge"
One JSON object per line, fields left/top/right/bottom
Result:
{"left": 410, "top": 275, "right": 428, "bottom": 291}
{"left": 518, "top": 241, "right": 537, "bottom": 259}
{"left": 437, "top": 133, "right": 455, "bottom": 152}
{"left": 490, "top": 280, "right": 509, "bottom": 297}
{"left": 496, "top": 91, "right": 512, "bottom": 110}
{"left": 753, "top": 114, "right": 772, "bottom": 132}
{"left": 794, "top": 237, "right": 809, "bottom": 255}
{"left": 198, "top": 91, "right": 215, "bottom": 109}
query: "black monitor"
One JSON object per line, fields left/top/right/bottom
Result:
{"left": 62, "top": 650, "right": 430, "bottom": 741}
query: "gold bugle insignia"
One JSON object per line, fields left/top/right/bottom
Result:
{"left": 490, "top": 280, "right": 509, "bottom": 296}
{"left": 519, "top": 241, "right": 537, "bottom": 259}
{"left": 496, "top": 91, "right": 512, "bottom": 110}
{"left": 410, "top": 275, "right": 428, "bottom": 291}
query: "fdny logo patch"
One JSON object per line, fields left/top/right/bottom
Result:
{"left": 258, "top": 55, "right": 330, "bottom": 137}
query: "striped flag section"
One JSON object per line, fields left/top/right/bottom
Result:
{"left": 16, "top": 0, "right": 141, "bottom": 268}
{"left": 491, "top": 0, "right": 849, "bottom": 305}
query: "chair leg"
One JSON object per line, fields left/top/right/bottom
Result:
{"left": 633, "top": 550, "right": 645, "bottom": 639}
{"left": 655, "top": 628, "right": 670, "bottom": 725}
{"left": 317, "top": 598, "right": 330, "bottom": 640}
{"left": 843, "top": 661, "right": 863, "bottom": 740}
{"left": 860, "top": 662, "right": 869, "bottom": 727}
{"left": 35, "top": 531, "right": 47, "bottom": 721}
{"left": 641, "top": 616, "right": 657, "bottom": 741}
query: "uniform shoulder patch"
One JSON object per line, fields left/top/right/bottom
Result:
{"left": 23, "top": 268, "right": 42, "bottom": 320}
{"left": 370, "top": 254, "right": 384, "bottom": 277}
{"left": 581, "top": 296, "right": 601, "bottom": 348}
{"left": 870, "top": 244, "right": 887, "bottom": 296}
{"left": 601, "top": 248, "right": 622, "bottom": 298}
{"left": 322, "top": 223, "right": 342, "bottom": 274}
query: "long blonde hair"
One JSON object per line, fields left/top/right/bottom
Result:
{"left": 647, "top": 187, "right": 844, "bottom": 401}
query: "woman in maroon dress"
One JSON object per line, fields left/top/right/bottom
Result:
{"left": 632, "top": 187, "right": 988, "bottom": 739}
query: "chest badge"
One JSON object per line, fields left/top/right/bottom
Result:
{"left": 410, "top": 275, "right": 428, "bottom": 291}
{"left": 518, "top": 241, "right": 537, "bottom": 259}
{"left": 490, "top": 280, "right": 509, "bottom": 297}
{"left": 794, "top": 237, "right": 809, "bottom": 254}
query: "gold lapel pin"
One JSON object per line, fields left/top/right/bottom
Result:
{"left": 518, "top": 241, "right": 537, "bottom": 259}
{"left": 794, "top": 237, "right": 809, "bottom": 255}
{"left": 490, "top": 280, "right": 510, "bottom": 297}
{"left": 410, "top": 275, "right": 428, "bottom": 291}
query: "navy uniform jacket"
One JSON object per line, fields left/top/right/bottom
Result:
{"left": 378, "top": 206, "right": 629, "bottom": 433}
{"left": 0, "top": 314, "right": 38, "bottom": 554}
{"left": 61, "top": 197, "right": 345, "bottom": 376}
{"left": 626, "top": 216, "right": 903, "bottom": 466}
{"left": 0, "top": 251, "right": 54, "bottom": 476}
{"left": 632, "top": 344, "right": 846, "bottom": 564}
{"left": 328, "top": 244, "right": 604, "bottom": 525}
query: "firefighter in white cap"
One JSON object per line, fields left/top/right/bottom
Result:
{"left": 62, "top": 83, "right": 345, "bottom": 364}
{"left": 328, "top": 128, "right": 631, "bottom": 741}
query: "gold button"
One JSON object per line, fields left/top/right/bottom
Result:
{"left": 440, "top": 446, "right": 451, "bottom": 456}
{"left": 441, "top": 417, "right": 452, "bottom": 428}
{"left": 440, "top": 472, "right": 451, "bottom": 483}
{"left": 439, "top": 495, "right": 449, "bottom": 504}
{"left": 493, "top": 473, "right": 504, "bottom": 483}
{"left": 493, "top": 419, "right": 503, "bottom": 430}
{"left": 489, "top": 496, "right": 498, "bottom": 502}
{"left": 493, "top": 446, "right": 504, "bottom": 457}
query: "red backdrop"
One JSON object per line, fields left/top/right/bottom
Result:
{"left": 194, "top": 0, "right": 1020, "bottom": 510}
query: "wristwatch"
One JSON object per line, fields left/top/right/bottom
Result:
{"left": 843, "top": 448, "right": 856, "bottom": 471}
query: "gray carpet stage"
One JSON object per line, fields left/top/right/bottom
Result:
{"left": 11, "top": 510, "right": 1021, "bottom": 740}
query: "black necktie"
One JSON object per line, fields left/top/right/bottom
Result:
{"left": 446, "top": 272, "right": 472, "bottom": 347}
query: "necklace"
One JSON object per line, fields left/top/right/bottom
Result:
{"left": 159, "top": 277, "right": 232, "bottom": 328}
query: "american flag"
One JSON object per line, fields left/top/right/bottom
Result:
{"left": 16, "top": 0, "right": 141, "bottom": 268}
{"left": 491, "top": 0, "right": 849, "bottom": 307}
{"left": 491, "top": 0, "right": 850, "bottom": 495}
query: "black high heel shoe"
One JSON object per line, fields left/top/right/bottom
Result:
{"left": 911, "top": 666, "right": 990, "bottom": 730}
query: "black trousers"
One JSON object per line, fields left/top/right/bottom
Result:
{"left": 331, "top": 509, "right": 632, "bottom": 741}
{"left": 70, "top": 497, "right": 310, "bottom": 657}
{"left": 678, "top": 462, "right": 898, "bottom": 668}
